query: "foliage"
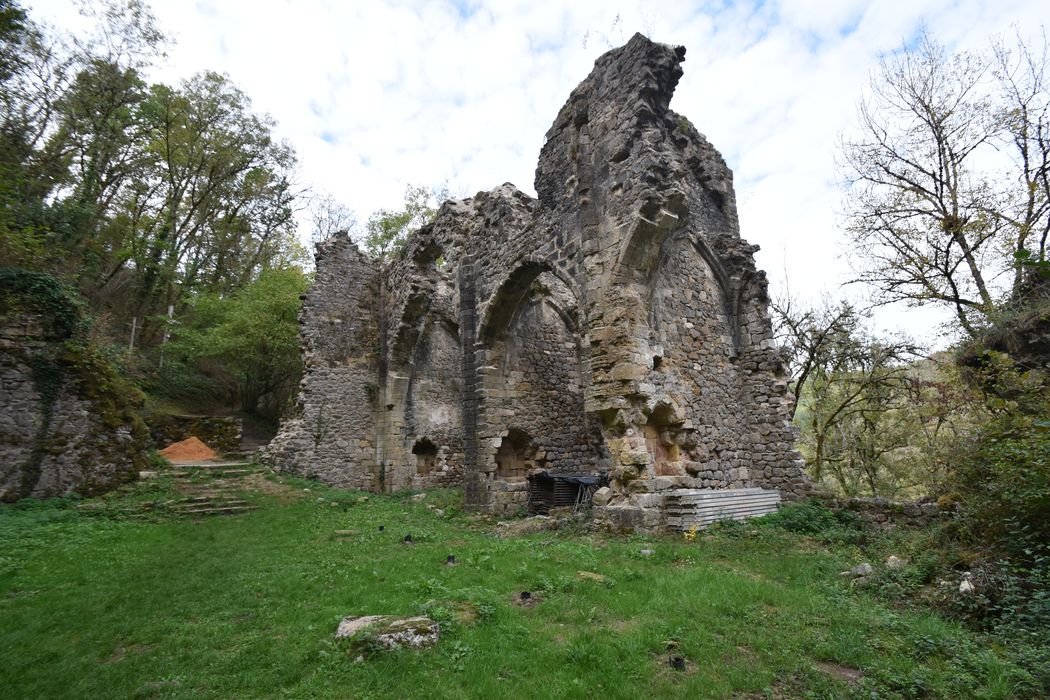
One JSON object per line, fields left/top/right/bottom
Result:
{"left": 953, "top": 413, "right": 1050, "bottom": 563}
{"left": 840, "top": 29, "right": 1050, "bottom": 336}
{"left": 753, "top": 499, "right": 864, "bottom": 540}
{"left": 160, "top": 266, "right": 309, "bottom": 417}
{"left": 0, "top": 266, "right": 88, "bottom": 338}
{"left": 0, "top": 1, "right": 305, "bottom": 350}
{"left": 363, "top": 184, "right": 447, "bottom": 260}
{"left": 773, "top": 296, "right": 928, "bottom": 496}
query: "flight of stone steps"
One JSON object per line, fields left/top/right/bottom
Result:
{"left": 141, "top": 460, "right": 261, "bottom": 518}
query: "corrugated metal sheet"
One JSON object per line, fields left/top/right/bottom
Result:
{"left": 527, "top": 472, "right": 606, "bottom": 515}
{"left": 665, "top": 488, "right": 781, "bottom": 531}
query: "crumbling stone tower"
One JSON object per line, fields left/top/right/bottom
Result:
{"left": 263, "top": 34, "right": 809, "bottom": 530}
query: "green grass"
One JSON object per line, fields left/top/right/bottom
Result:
{"left": 0, "top": 477, "right": 1038, "bottom": 699}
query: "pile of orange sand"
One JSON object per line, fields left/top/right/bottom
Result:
{"left": 159, "top": 436, "right": 217, "bottom": 462}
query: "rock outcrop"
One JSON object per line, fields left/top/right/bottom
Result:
{"left": 0, "top": 309, "right": 150, "bottom": 501}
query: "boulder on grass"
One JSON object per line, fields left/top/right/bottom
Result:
{"left": 334, "top": 615, "right": 439, "bottom": 651}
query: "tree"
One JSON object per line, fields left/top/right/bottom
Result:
{"left": 126, "top": 73, "right": 301, "bottom": 315}
{"left": 363, "top": 184, "right": 447, "bottom": 259}
{"left": 308, "top": 192, "right": 356, "bottom": 245}
{"left": 773, "top": 295, "right": 921, "bottom": 496}
{"left": 163, "top": 266, "right": 309, "bottom": 418}
{"left": 771, "top": 294, "right": 857, "bottom": 420}
{"left": 0, "top": 0, "right": 73, "bottom": 269}
{"left": 2, "top": 2, "right": 305, "bottom": 347}
{"left": 840, "top": 28, "right": 1050, "bottom": 336}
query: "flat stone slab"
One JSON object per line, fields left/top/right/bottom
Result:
{"left": 167, "top": 460, "right": 253, "bottom": 468}
{"left": 335, "top": 615, "right": 439, "bottom": 650}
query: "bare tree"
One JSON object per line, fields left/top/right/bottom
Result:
{"left": 990, "top": 29, "right": 1050, "bottom": 301}
{"left": 771, "top": 294, "right": 858, "bottom": 420}
{"left": 308, "top": 191, "right": 356, "bottom": 245}
{"left": 840, "top": 28, "right": 1050, "bottom": 336}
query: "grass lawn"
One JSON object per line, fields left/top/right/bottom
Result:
{"left": 0, "top": 472, "right": 1036, "bottom": 699}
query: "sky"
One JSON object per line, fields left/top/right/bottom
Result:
{"left": 24, "top": 0, "right": 1049, "bottom": 343}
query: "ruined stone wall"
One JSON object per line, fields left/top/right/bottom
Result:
{"left": 502, "top": 299, "right": 587, "bottom": 473}
{"left": 645, "top": 234, "right": 745, "bottom": 486}
{"left": 0, "top": 315, "right": 149, "bottom": 501}
{"left": 399, "top": 314, "right": 463, "bottom": 490}
{"left": 261, "top": 237, "right": 381, "bottom": 490}
{"left": 267, "top": 34, "right": 808, "bottom": 523}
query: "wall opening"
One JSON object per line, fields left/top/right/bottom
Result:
{"left": 644, "top": 420, "right": 681, "bottom": 476}
{"left": 495, "top": 428, "right": 534, "bottom": 479}
{"left": 527, "top": 472, "right": 605, "bottom": 515}
{"left": 412, "top": 438, "right": 438, "bottom": 476}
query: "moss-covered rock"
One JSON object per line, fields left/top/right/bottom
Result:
{"left": 1, "top": 269, "right": 151, "bottom": 501}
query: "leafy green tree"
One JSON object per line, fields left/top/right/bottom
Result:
{"left": 164, "top": 266, "right": 308, "bottom": 418}
{"left": 126, "top": 72, "right": 301, "bottom": 324}
{"left": 2, "top": 2, "right": 304, "bottom": 349}
{"left": 0, "top": 0, "right": 71, "bottom": 269}
{"left": 363, "top": 184, "right": 447, "bottom": 259}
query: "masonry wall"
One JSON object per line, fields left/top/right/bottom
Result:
{"left": 261, "top": 237, "right": 381, "bottom": 490}
{"left": 0, "top": 315, "right": 149, "bottom": 501}
{"left": 399, "top": 316, "right": 464, "bottom": 490}
{"left": 266, "top": 34, "right": 809, "bottom": 522}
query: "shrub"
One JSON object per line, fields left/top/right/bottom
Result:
{"left": 0, "top": 267, "right": 88, "bottom": 338}
{"left": 754, "top": 499, "right": 865, "bottom": 542}
{"left": 953, "top": 415, "right": 1050, "bottom": 564}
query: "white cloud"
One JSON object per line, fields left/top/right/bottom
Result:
{"left": 23, "top": 0, "right": 1049, "bottom": 343}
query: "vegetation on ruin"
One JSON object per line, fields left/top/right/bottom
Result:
{"left": 362, "top": 183, "right": 449, "bottom": 260}
{"left": 2, "top": 481, "right": 1047, "bottom": 699}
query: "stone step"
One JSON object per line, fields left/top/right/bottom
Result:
{"left": 175, "top": 461, "right": 254, "bottom": 469}
{"left": 189, "top": 470, "right": 256, "bottom": 477}
{"left": 177, "top": 496, "right": 249, "bottom": 505}
{"left": 172, "top": 499, "right": 251, "bottom": 508}
{"left": 172, "top": 504, "right": 258, "bottom": 516}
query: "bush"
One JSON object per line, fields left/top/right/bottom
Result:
{"left": 954, "top": 416, "right": 1050, "bottom": 564}
{"left": 0, "top": 267, "right": 88, "bottom": 338}
{"left": 753, "top": 499, "right": 865, "bottom": 543}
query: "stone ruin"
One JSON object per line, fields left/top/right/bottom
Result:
{"left": 1, "top": 313, "right": 149, "bottom": 502}
{"left": 262, "top": 34, "right": 809, "bottom": 530}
